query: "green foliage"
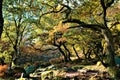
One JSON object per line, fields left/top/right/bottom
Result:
{"left": 1, "top": 0, "right": 120, "bottom": 74}
{"left": 2, "top": 51, "right": 12, "bottom": 63}
{"left": 0, "top": 51, "right": 12, "bottom": 63}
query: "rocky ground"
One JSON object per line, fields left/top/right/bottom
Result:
{"left": 0, "top": 57, "right": 113, "bottom": 80}
{"left": 28, "top": 62, "right": 112, "bottom": 80}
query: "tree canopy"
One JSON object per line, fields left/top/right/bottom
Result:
{"left": 0, "top": 0, "right": 120, "bottom": 79}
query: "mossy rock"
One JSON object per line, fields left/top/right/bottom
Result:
{"left": 41, "top": 70, "right": 53, "bottom": 80}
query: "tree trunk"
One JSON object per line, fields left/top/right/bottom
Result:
{"left": 82, "top": 47, "right": 87, "bottom": 59}
{"left": 58, "top": 45, "right": 69, "bottom": 62}
{"left": 102, "top": 29, "right": 120, "bottom": 79}
{"left": 0, "top": 0, "right": 3, "bottom": 38}
{"left": 62, "top": 43, "right": 72, "bottom": 61}
{"left": 73, "top": 45, "right": 80, "bottom": 60}
{"left": 102, "top": 29, "right": 115, "bottom": 65}
{"left": 10, "top": 45, "right": 19, "bottom": 67}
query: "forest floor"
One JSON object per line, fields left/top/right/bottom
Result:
{"left": 0, "top": 57, "right": 113, "bottom": 80}
{"left": 28, "top": 58, "right": 112, "bottom": 80}
{"left": 52, "top": 60, "right": 111, "bottom": 80}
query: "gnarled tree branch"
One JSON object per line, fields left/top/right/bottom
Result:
{"left": 63, "top": 19, "right": 105, "bottom": 31}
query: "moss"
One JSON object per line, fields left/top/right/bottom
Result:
{"left": 41, "top": 70, "right": 53, "bottom": 80}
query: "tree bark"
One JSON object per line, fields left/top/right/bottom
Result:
{"left": 102, "top": 29, "right": 120, "bottom": 79}
{"left": 62, "top": 43, "right": 72, "bottom": 61}
{"left": 102, "top": 29, "right": 115, "bottom": 66}
{"left": 58, "top": 45, "right": 69, "bottom": 62}
{"left": 73, "top": 45, "right": 80, "bottom": 60}
{"left": 100, "top": 0, "right": 120, "bottom": 79}
{"left": 0, "top": 0, "right": 3, "bottom": 38}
